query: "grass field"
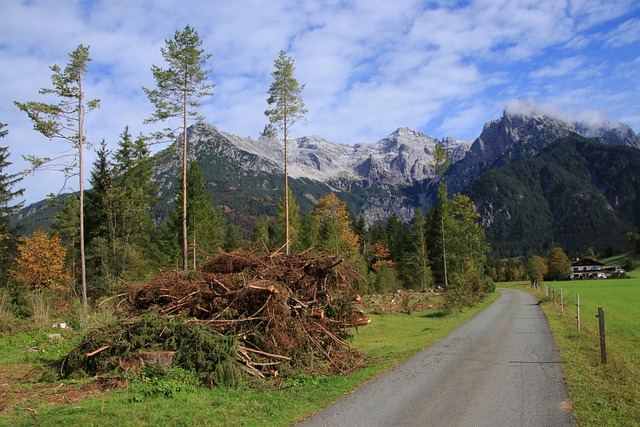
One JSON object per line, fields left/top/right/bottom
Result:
{"left": 0, "top": 293, "right": 497, "bottom": 426}
{"left": 511, "top": 270, "right": 640, "bottom": 426}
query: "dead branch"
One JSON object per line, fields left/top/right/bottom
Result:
{"left": 86, "top": 345, "right": 110, "bottom": 357}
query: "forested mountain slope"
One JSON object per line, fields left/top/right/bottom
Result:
{"left": 466, "top": 135, "right": 640, "bottom": 256}
{"left": 13, "top": 113, "right": 640, "bottom": 257}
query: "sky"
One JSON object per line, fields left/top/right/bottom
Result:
{"left": 1, "top": 0, "right": 639, "bottom": 205}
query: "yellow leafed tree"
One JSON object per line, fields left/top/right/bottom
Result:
{"left": 312, "top": 193, "right": 360, "bottom": 260}
{"left": 11, "top": 229, "right": 69, "bottom": 291}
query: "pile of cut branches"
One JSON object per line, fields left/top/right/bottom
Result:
{"left": 62, "top": 250, "right": 369, "bottom": 385}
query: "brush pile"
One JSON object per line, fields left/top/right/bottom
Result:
{"left": 61, "top": 250, "right": 369, "bottom": 385}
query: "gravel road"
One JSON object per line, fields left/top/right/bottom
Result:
{"left": 295, "top": 288, "right": 575, "bottom": 427}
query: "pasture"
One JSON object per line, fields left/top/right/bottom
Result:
{"left": 535, "top": 273, "right": 640, "bottom": 426}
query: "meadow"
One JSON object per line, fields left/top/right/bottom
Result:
{"left": 0, "top": 293, "right": 497, "bottom": 426}
{"left": 523, "top": 271, "right": 640, "bottom": 426}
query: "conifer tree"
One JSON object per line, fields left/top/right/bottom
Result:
{"left": 428, "top": 144, "right": 451, "bottom": 290}
{"left": 385, "top": 213, "right": 412, "bottom": 285}
{"left": 14, "top": 45, "right": 99, "bottom": 309}
{"left": 143, "top": 25, "right": 214, "bottom": 271}
{"left": 50, "top": 195, "right": 80, "bottom": 289}
{"left": 409, "top": 208, "right": 432, "bottom": 290}
{"left": 263, "top": 50, "right": 307, "bottom": 254}
{"left": 169, "top": 161, "right": 225, "bottom": 268}
{"left": 250, "top": 217, "right": 270, "bottom": 251}
{"left": 297, "top": 212, "right": 318, "bottom": 251}
{"left": 275, "top": 188, "right": 299, "bottom": 250}
{"left": 447, "top": 193, "right": 489, "bottom": 285}
{"left": 223, "top": 223, "right": 243, "bottom": 252}
{"left": 0, "top": 123, "right": 25, "bottom": 286}
{"left": 85, "top": 140, "right": 112, "bottom": 243}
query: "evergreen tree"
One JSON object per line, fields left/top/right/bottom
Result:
{"left": 223, "top": 223, "right": 243, "bottom": 252}
{"left": 85, "top": 140, "right": 112, "bottom": 243}
{"left": 275, "top": 188, "right": 299, "bottom": 251}
{"left": 447, "top": 194, "right": 489, "bottom": 287}
{"left": 263, "top": 50, "right": 307, "bottom": 254}
{"left": 409, "top": 208, "right": 432, "bottom": 290}
{"left": 50, "top": 195, "right": 80, "bottom": 290}
{"left": 297, "top": 212, "right": 318, "bottom": 250}
{"left": 0, "top": 124, "right": 25, "bottom": 286}
{"left": 169, "top": 161, "right": 225, "bottom": 269}
{"left": 385, "top": 213, "right": 412, "bottom": 286}
{"left": 351, "top": 214, "right": 368, "bottom": 253}
{"left": 427, "top": 144, "right": 452, "bottom": 290}
{"left": 143, "top": 25, "right": 215, "bottom": 271}
{"left": 250, "top": 217, "right": 271, "bottom": 251}
{"left": 14, "top": 45, "right": 100, "bottom": 309}
{"left": 85, "top": 127, "right": 158, "bottom": 286}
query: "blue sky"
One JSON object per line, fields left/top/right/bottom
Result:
{"left": 1, "top": 0, "right": 639, "bottom": 205}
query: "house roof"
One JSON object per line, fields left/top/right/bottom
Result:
{"left": 571, "top": 258, "right": 604, "bottom": 267}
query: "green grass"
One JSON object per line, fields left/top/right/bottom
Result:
{"left": 511, "top": 273, "right": 640, "bottom": 427}
{"left": 0, "top": 293, "right": 497, "bottom": 427}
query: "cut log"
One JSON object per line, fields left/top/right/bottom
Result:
{"left": 138, "top": 350, "right": 175, "bottom": 368}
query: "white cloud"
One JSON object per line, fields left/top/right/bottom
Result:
{"left": 603, "top": 17, "right": 640, "bottom": 47}
{"left": 1, "top": 0, "right": 639, "bottom": 205}
{"left": 529, "top": 56, "right": 587, "bottom": 79}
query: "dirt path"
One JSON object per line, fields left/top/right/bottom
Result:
{"left": 295, "top": 288, "right": 575, "bottom": 427}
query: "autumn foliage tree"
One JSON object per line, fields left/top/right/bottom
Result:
{"left": 526, "top": 255, "right": 548, "bottom": 288}
{"left": 11, "top": 229, "right": 69, "bottom": 291}
{"left": 546, "top": 246, "right": 571, "bottom": 281}
{"left": 312, "top": 193, "right": 360, "bottom": 260}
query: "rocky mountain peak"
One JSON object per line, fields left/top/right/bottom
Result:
{"left": 446, "top": 109, "right": 640, "bottom": 194}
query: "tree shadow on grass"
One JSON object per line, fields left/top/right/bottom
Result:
{"left": 421, "top": 311, "right": 446, "bottom": 319}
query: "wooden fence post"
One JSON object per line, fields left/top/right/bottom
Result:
{"left": 560, "top": 288, "right": 564, "bottom": 317}
{"left": 597, "top": 307, "right": 607, "bottom": 365}
{"left": 576, "top": 294, "right": 580, "bottom": 331}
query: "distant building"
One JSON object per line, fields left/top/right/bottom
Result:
{"left": 570, "top": 258, "right": 625, "bottom": 279}
{"left": 571, "top": 258, "right": 605, "bottom": 279}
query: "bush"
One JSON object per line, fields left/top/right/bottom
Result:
{"left": 623, "top": 256, "right": 637, "bottom": 273}
{"left": 0, "top": 289, "right": 17, "bottom": 332}
{"left": 126, "top": 365, "right": 199, "bottom": 401}
{"left": 61, "top": 314, "right": 246, "bottom": 388}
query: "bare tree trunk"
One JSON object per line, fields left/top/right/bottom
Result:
{"left": 182, "top": 89, "right": 188, "bottom": 272}
{"left": 78, "top": 82, "right": 87, "bottom": 310}
{"left": 284, "top": 113, "right": 290, "bottom": 255}
{"left": 441, "top": 215, "right": 448, "bottom": 291}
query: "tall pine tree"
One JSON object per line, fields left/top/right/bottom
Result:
{"left": 143, "top": 25, "right": 214, "bottom": 271}
{"left": 14, "top": 45, "right": 99, "bottom": 309}
{"left": 263, "top": 50, "right": 307, "bottom": 254}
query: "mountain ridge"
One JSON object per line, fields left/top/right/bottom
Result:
{"left": 13, "top": 110, "right": 640, "bottom": 256}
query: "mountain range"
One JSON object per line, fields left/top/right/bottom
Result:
{"left": 15, "top": 110, "right": 640, "bottom": 256}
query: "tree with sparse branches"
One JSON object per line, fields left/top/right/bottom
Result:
{"left": 14, "top": 45, "right": 99, "bottom": 309}
{"left": 526, "top": 255, "right": 548, "bottom": 288}
{"left": 429, "top": 143, "right": 451, "bottom": 290}
{"left": 263, "top": 50, "right": 307, "bottom": 254}
{"left": 143, "top": 25, "right": 214, "bottom": 271}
